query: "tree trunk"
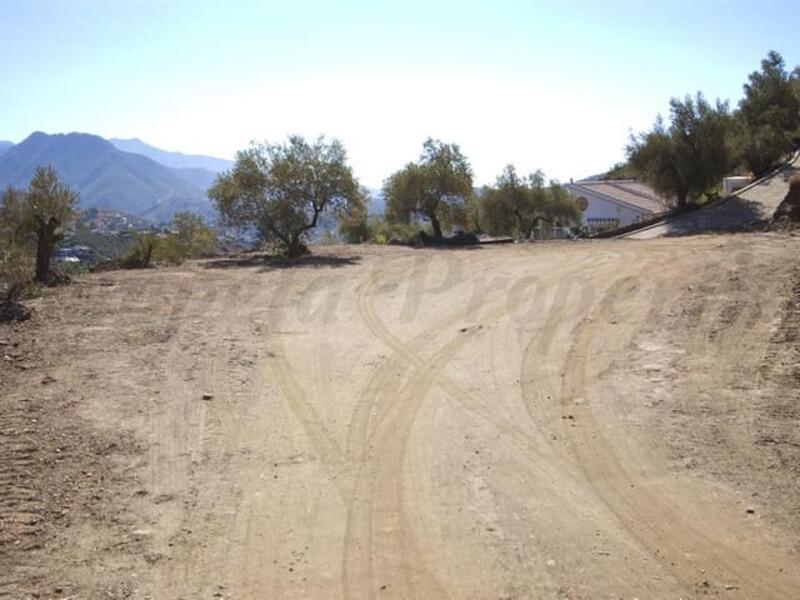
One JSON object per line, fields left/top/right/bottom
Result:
{"left": 676, "top": 192, "right": 688, "bottom": 210}
{"left": 0, "top": 283, "right": 31, "bottom": 322}
{"left": 34, "top": 219, "right": 62, "bottom": 284}
{"left": 35, "top": 228, "right": 54, "bottom": 283}
{"left": 429, "top": 213, "right": 443, "bottom": 238}
{"left": 286, "top": 236, "right": 309, "bottom": 258}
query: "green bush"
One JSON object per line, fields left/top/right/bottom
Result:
{"left": 336, "top": 188, "right": 371, "bottom": 243}
{"left": 172, "top": 212, "right": 219, "bottom": 258}
{"left": 121, "top": 232, "right": 159, "bottom": 269}
{"left": 121, "top": 215, "right": 219, "bottom": 269}
{"left": 367, "top": 217, "right": 428, "bottom": 244}
{"left": 152, "top": 233, "right": 189, "bottom": 265}
{"left": 338, "top": 211, "right": 370, "bottom": 243}
{"left": 0, "top": 243, "right": 35, "bottom": 321}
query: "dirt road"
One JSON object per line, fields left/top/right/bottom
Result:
{"left": 2, "top": 235, "right": 800, "bottom": 599}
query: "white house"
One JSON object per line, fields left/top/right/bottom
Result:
{"left": 566, "top": 179, "right": 673, "bottom": 233}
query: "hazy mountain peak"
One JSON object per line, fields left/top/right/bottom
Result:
{"left": 0, "top": 131, "right": 214, "bottom": 222}
{"left": 109, "top": 138, "right": 233, "bottom": 173}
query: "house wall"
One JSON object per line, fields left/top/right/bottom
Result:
{"left": 572, "top": 191, "right": 649, "bottom": 228}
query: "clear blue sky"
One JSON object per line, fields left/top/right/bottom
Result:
{"left": 1, "top": 0, "right": 798, "bottom": 187}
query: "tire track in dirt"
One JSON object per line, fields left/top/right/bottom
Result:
{"left": 344, "top": 255, "right": 526, "bottom": 599}
{"left": 342, "top": 251, "right": 609, "bottom": 598}
{"left": 556, "top": 268, "right": 800, "bottom": 598}
{"left": 263, "top": 334, "right": 349, "bottom": 490}
{"left": 514, "top": 252, "right": 690, "bottom": 592}
{"left": 342, "top": 333, "right": 471, "bottom": 599}
{"left": 258, "top": 274, "right": 350, "bottom": 498}
{"left": 343, "top": 255, "right": 477, "bottom": 599}
{"left": 0, "top": 405, "right": 44, "bottom": 598}
{"left": 148, "top": 274, "right": 253, "bottom": 597}
{"left": 201, "top": 275, "right": 299, "bottom": 598}
{"left": 676, "top": 251, "right": 778, "bottom": 479}
{"left": 347, "top": 252, "right": 498, "bottom": 464}
{"left": 355, "top": 251, "right": 603, "bottom": 457}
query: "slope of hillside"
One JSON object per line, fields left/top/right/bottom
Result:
{"left": 171, "top": 166, "right": 219, "bottom": 192}
{"left": 0, "top": 132, "right": 213, "bottom": 222}
{"left": 0, "top": 140, "right": 13, "bottom": 156}
{"left": 110, "top": 137, "right": 233, "bottom": 173}
{"left": 623, "top": 152, "right": 800, "bottom": 238}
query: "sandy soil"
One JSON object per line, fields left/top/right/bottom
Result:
{"left": 2, "top": 234, "right": 800, "bottom": 599}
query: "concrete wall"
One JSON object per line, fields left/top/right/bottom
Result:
{"left": 723, "top": 176, "right": 753, "bottom": 196}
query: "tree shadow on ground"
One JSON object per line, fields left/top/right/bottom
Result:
{"left": 657, "top": 195, "right": 768, "bottom": 237}
{"left": 202, "top": 253, "right": 362, "bottom": 272}
{"left": 414, "top": 244, "right": 483, "bottom": 251}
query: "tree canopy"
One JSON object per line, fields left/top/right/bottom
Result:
{"left": 627, "top": 93, "right": 733, "bottom": 208}
{"left": 384, "top": 138, "right": 473, "bottom": 238}
{"left": 336, "top": 186, "right": 371, "bottom": 243}
{"left": 480, "top": 165, "right": 580, "bottom": 238}
{"left": 1, "top": 166, "right": 78, "bottom": 283}
{"left": 736, "top": 51, "right": 800, "bottom": 178}
{"left": 0, "top": 186, "right": 34, "bottom": 308}
{"left": 0, "top": 166, "right": 78, "bottom": 294}
{"left": 210, "top": 135, "right": 360, "bottom": 257}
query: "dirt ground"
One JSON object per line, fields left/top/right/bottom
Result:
{"left": 2, "top": 234, "right": 800, "bottom": 599}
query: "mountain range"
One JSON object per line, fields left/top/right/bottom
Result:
{"left": 0, "top": 132, "right": 232, "bottom": 222}
{"left": 0, "top": 132, "right": 385, "bottom": 224}
{"left": 109, "top": 138, "right": 233, "bottom": 173}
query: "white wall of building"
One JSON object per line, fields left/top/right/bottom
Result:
{"left": 578, "top": 193, "right": 648, "bottom": 228}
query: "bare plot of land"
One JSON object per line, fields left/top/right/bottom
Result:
{"left": 2, "top": 236, "right": 800, "bottom": 599}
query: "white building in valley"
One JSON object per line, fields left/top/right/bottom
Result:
{"left": 566, "top": 179, "right": 673, "bottom": 233}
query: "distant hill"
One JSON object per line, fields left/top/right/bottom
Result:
{"left": 0, "top": 132, "right": 213, "bottom": 222}
{"left": 109, "top": 138, "right": 233, "bottom": 173}
{"left": 0, "top": 141, "right": 13, "bottom": 157}
{"left": 171, "top": 166, "right": 220, "bottom": 193}
{"left": 364, "top": 187, "right": 385, "bottom": 215}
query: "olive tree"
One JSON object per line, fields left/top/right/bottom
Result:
{"left": 25, "top": 166, "right": 78, "bottom": 283}
{"left": 628, "top": 93, "right": 733, "bottom": 208}
{"left": 336, "top": 187, "right": 371, "bottom": 243}
{"left": 736, "top": 51, "right": 800, "bottom": 178}
{"left": 0, "top": 186, "right": 33, "bottom": 319}
{"left": 210, "top": 135, "right": 360, "bottom": 257}
{"left": 546, "top": 181, "right": 582, "bottom": 227}
{"left": 480, "top": 166, "right": 580, "bottom": 238}
{"left": 0, "top": 186, "right": 29, "bottom": 247}
{"left": 384, "top": 138, "right": 473, "bottom": 238}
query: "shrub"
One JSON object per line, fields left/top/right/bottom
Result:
{"left": 337, "top": 195, "right": 370, "bottom": 244}
{"left": 152, "top": 233, "right": 189, "bottom": 265}
{"left": 172, "top": 212, "right": 219, "bottom": 258}
{"left": 367, "top": 217, "right": 428, "bottom": 244}
{"left": 121, "top": 232, "right": 158, "bottom": 269}
{"left": 0, "top": 244, "right": 34, "bottom": 322}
